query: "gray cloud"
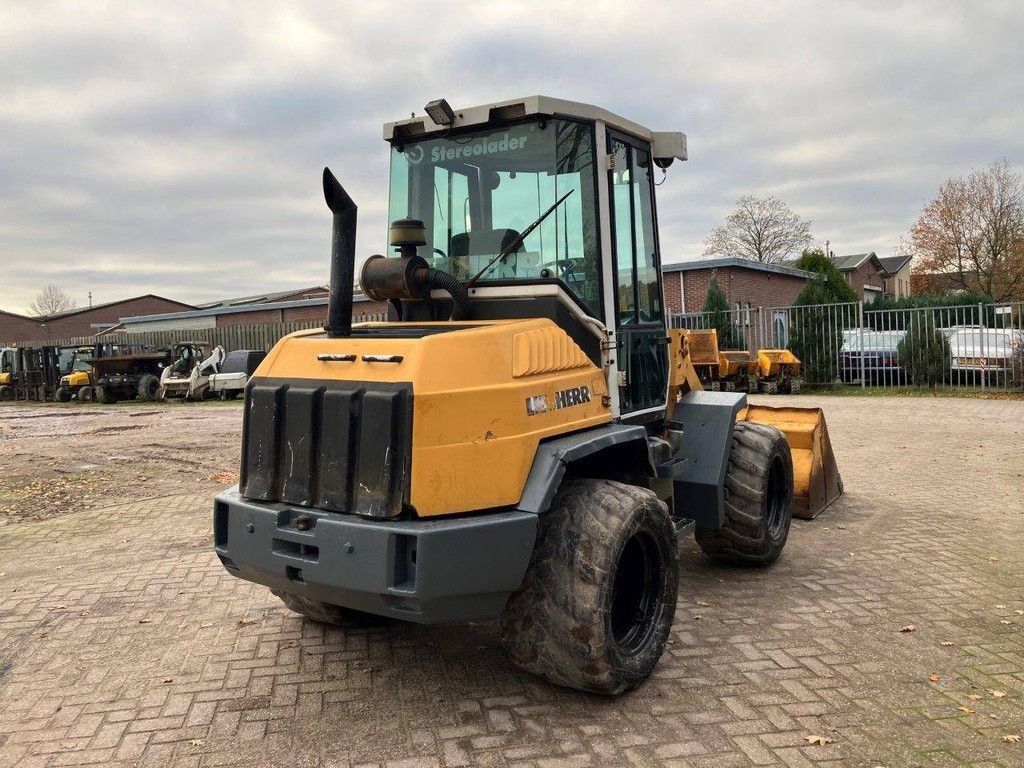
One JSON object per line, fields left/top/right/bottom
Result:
{"left": 1, "top": 0, "right": 1021, "bottom": 311}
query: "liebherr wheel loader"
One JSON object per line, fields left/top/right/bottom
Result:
{"left": 215, "top": 96, "right": 843, "bottom": 695}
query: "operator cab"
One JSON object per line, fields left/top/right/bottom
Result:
{"left": 382, "top": 96, "right": 687, "bottom": 419}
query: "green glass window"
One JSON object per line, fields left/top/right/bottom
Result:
{"left": 388, "top": 119, "right": 602, "bottom": 315}
{"left": 610, "top": 138, "right": 662, "bottom": 326}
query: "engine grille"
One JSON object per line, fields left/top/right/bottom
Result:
{"left": 239, "top": 377, "right": 413, "bottom": 518}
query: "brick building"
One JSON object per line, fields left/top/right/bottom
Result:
{"left": 661, "top": 258, "right": 812, "bottom": 314}
{"left": 830, "top": 253, "right": 887, "bottom": 302}
{"left": 1, "top": 295, "right": 195, "bottom": 343}
{"left": 0, "top": 309, "right": 42, "bottom": 344}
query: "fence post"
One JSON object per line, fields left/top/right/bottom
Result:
{"left": 857, "top": 301, "right": 865, "bottom": 389}
{"left": 978, "top": 302, "right": 986, "bottom": 390}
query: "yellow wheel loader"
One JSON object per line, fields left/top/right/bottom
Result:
{"left": 214, "top": 96, "right": 842, "bottom": 695}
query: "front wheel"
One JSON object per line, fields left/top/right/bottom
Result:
{"left": 55, "top": 386, "right": 72, "bottom": 402}
{"left": 95, "top": 385, "right": 116, "bottom": 404}
{"left": 500, "top": 479, "right": 679, "bottom": 695}
{"left": 695, "top": 421, "right": 793, "bottom": 565}
{"left": 78, "top": 385, "right": 95, "bottom": 403}
{"left": 137, "top": 374, "right": 160, "bottom": 401}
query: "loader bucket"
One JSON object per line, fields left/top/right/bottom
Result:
{"left": 738, "top": 404, "right": 843, "bottom": 519}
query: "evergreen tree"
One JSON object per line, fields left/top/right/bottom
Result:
{"left": 897, "top": 312, "right": 950, "bottom": 388}
{"left": 702, "top": 273, "right": 745, "bottom": 349}
{"left": 788, "top": 249, "right": 858, "bottom": 385}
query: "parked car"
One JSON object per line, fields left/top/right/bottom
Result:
{"left": 840, "top": 329, "right": 907, "bottom": 384}
{"left": 208, "top": 349, "right": 267, "bottom": 400}
{"left": 948, "top": 328, "right": 1024, "bottom": 382}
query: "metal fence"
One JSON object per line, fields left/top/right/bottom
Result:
{"left": 3, "top": 313, "right": 390, "bottom": 353}
{"left": 668, "top": 301, "right": 1024, "bottom": 391}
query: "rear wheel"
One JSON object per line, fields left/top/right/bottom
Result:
{"left": 695, "top": 421, "right": 793, "bottom": 565}
{"left": 0, "top": 385, "right": 12, "bottom": 401}
{"left": 95, "top": 385, "right": 116, "bottom": 404}
{"left": 55, "top": 386, "right": 72, "bottom": 402}
{"left": 500, "top": 479, "right": 678, "bottom": 695}
{"left": 137, "top": 374, "right": 160, "bottom": 401}
{"left": 272, "top": 591, "right": 389, "bottom": 628}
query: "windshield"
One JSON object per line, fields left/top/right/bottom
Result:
{"left": 388, "top": 119, "right": 601, "bottom": 314}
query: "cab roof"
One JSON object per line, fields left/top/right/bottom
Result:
{"left": 384, "top": 95, "right": 687, "bottom": 163}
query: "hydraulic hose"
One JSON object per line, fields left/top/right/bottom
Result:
{"left": 423, "top": 267, "right": 471, "bottom": 321}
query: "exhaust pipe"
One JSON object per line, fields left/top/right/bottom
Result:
{"left": 323, "top": 167, "right": 357, "bottom": 338}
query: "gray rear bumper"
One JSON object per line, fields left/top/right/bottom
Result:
{"left": 213, "top": 486, "right": 537, "bottom": 624}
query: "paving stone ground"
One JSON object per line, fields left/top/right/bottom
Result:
{"left": 1, "top": 395, "right": 1023, "bottom": 768}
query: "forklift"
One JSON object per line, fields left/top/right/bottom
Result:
{"left": 214, "top": 96, "right": 842, "bottom": 694}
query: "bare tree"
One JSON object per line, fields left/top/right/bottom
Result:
{"left": 27, "top": 284, "right": 76, "bottom": 317}
{"left": 909, "top": 159, "right": 1024, "bottom": 301}
{"left": 703, "top": 196, "right": 813, "bottom": 264}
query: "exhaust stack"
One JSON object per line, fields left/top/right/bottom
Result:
{"left": 323, "top": 167, "right": 357, "bottom": 338}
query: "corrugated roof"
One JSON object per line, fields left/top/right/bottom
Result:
{"left": 196, "top": 285, "right": 329, "bottom": 309}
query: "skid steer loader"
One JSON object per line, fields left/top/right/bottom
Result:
{"left": 214, "top": 96, "right": 843, "bottom": 695}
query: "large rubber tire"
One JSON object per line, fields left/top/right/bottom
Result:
{"left": 95, "top": 385, "right": 117, "bottom": 404}
{"left": 0, "top": 385, "right": 11, "bottom": 401}
{"left": 695, "top": 421, "right": 793, "bottom": 565}
{"left": 137, "top": 374, "right": 160, "bottom": 401}
{"left": 78, "top": 385, "right": 95, "bottom": 403}
{"left": 55, "top": 386, "right": 72, "bottom": 402}
{"left": 500, "top": 479, "right": 679, "bottom": 695}
{"left": 272, "top": 591, "right": 389, "bottom": 628}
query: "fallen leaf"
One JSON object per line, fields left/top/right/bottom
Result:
{"left": 237, "top": 618, "right": 258, "bottom": 626}
{"left": 989, "top": 556, "right": 1000, "bottom": 562}
{"left": 929, "top": 673, "right": 941, "bottom": 683}
{"left": 804, "top": 735, "right": 832, "bottom": 746}
{"left": 957, "top": 706, "right": 974, "bottom": 714}
{"left": 941, "top": 641, "right": 954, "bottom": 646}
{"left": 990, "top": 690, "right": 1007, "bottom": 698}
{"left": 1002, "top": 734, "right": 1020, "bottom": 743}
{"left": 696, "top": 601, "right": 710, "bottom": 607}
{"left": 189, "top": 739, "right": 204, "bottom": 747}
{"left": 967, "top": 694, "right": 983, "bottom": 700}
{"left": 1001, "top": 620, "right": 1012, "bottom": 625}
{"left": 162, "top": 678, "right": 173, "bottom": 683}
{"left": 209, "top": 471, "right": 239, "bottom": 484}
{"left": 1016, "top": 610, "right": 1024, "bottom": 616}
{"left": 692, "top": 615, "right": 703, "bottom": 620}
{"left": 138, "top": 618, "right": 152, "bottom": 624}
{"left": 900, "top": 625, "right": 916, "bottom": 633}
{"left": 996, "top": 604, "right": 1007, "bottom": 609}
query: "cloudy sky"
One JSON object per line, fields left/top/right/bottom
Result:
{"left": 1, "top": 0, "right": 1022, "bottom": 311}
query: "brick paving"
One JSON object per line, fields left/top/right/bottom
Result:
{"left": 1, "top": 395, "right": 1023, "bottom": 767}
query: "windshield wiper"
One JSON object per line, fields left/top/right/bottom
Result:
{"left": 466, "top": 189, "right": 574, "bottom": 287}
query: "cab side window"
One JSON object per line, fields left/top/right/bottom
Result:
{"left": 610, "top": 139, "right": 662, "bottom": 326}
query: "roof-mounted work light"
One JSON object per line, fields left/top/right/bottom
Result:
{"left": 424, "top": 98, "right": 456, "bottom": 126}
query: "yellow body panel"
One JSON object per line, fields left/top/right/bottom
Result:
{"left": 682, "top": 329, "right": 720, "bottom": 366}
{"left": 0, "top": 372, "right": 10, "bottom": 386}
{"left": 718, "top": 351, "right": 754, "bottom": 378}
{"left": 254, "top": 319, "right": 611, "bottom": 517}
{"left": 756, "top": 349, "right": 801, "bottom": 377}
{"left": 65, "top": 371, "right": 90, "bottom": 388}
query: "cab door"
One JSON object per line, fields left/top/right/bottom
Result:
{"left": 608, "top": 131, "right": 668, "bottom": 418}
